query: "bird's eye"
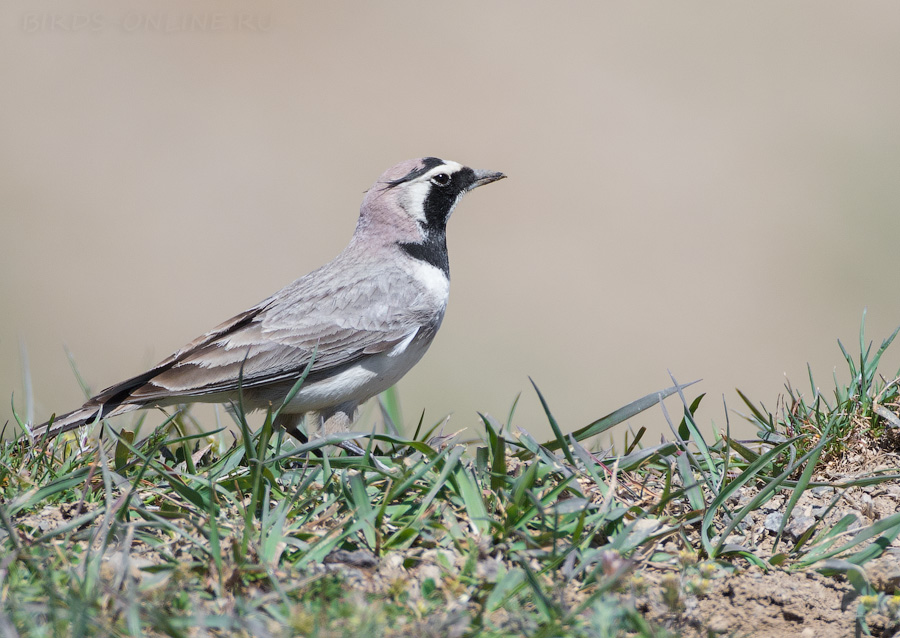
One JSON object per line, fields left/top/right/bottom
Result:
{"left": 431, "top": 173, "right": 451, "bottom": 187}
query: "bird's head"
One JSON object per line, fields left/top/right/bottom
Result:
{"left": 356, "top": 157, "right": 505, "bottom": 246}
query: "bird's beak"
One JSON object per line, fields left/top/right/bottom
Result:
{"left": 468, "top": 169, "right": 506, "bottom": 190}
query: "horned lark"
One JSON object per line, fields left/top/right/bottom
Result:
{"left": 29, "top": 157, "right": 505, "bottom": 448}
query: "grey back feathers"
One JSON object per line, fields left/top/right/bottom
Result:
{"left": 29, "top": 158, "right": 505, "bottom": 443}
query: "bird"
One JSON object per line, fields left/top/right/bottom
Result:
{"left": 28, "top": 157, "right": 505, "bottom": 451}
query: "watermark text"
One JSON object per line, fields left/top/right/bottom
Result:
{"left": 21, "top": 12, "right": 273, "bottom": 34}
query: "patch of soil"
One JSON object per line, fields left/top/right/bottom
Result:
{"left": 625, "top": 425, "right": 900, "bottom": 638}
{"left": 634, "top": 566, "right": 884, "bottom": 638}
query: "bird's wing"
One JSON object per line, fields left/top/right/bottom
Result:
{"left": 117, "top": 265, "right": 437, "bottom": 402}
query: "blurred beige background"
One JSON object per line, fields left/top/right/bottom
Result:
{"left": 2, "top": 1, "right": 900, "bottom": 445}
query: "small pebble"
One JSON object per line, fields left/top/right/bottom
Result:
{"left": 764, "top": 512, "right": 784, "bottom": 532}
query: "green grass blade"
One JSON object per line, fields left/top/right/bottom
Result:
{"left": 378, "top": 386, "right": 403, "bottom": 437}
{"left": 451, "top": 465, "right": 489, "bottom": 535}
{"left": 798, "top": 512, "right": 900, "bottom": 568}
{"left": 530, "top": 378, "right": 576, "bottom": 466}
{"left": 700, "top": 436, "right": 802, "bottom": 558}
{"left": 772, "top": 425, "right": 830, "bottom": 552}
{"left": 543, "top": 379, "right": 700, "bottom": 450}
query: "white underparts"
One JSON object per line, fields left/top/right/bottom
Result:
{"left": 410, "top": 260, "right": 450, "bottom": 303}
{"left": 280, "top": 326, "right": 435, "bottom": 414}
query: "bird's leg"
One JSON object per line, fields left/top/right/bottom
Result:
{"left": 317, "top": 401, "right": 357, "bottom": 436}
{"left": 324, "top": 406, "right": 388, "bottom": 471}
{"left": 274, "top": 412, "right": 308, "bottom": 444}
{"left": 315, "top": 401, "right": 363, "bottom": 456}
{"left": 317, "top": 402, "right": 388, "bottom": 466}
{"left": 279, "top": 404, "right": 384, "bottom": 469}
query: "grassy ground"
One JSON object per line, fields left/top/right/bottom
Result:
{"left": 2, "top": 317, "right": 900, "bottom": 637}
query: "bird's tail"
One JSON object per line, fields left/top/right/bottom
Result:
{"left": 27, "top": 403, "right": 140, "bottom": 444}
